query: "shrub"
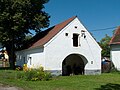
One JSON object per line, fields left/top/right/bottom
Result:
{"left": 23, "top": 64, "right": 28, "bottom": 72}
{"left": 15, "top": 65, "right": 23, "bottom": 71}
{"left": 43, "top": 71, "right": 52, "bottom": 81}
{"left": 17, "top": 65, "right": 52, "bottom": 81}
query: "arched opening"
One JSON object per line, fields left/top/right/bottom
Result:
{"left": 62, "top": 54, "right": 88, "bottom": 76}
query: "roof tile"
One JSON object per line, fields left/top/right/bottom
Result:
{"left": 110, "top": 26, "right": 120, "bottom": 44}
{"left": 29, "top": 16, "right": 76, "bottom": 49}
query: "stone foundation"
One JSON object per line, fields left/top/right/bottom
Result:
{"left": 85, "top": 69, "right": 101, "bottom": 75}
{"left": 46, "top": 70, "right": 62, "bottom": 76}
{"left": 47, "top": 69, "right": 101, "bottom": 76}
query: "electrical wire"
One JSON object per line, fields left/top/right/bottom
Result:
{"left": 90, "top": 26, "right": 117, "bottom": 32}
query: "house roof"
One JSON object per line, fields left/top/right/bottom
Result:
{"left": 28, "top": 16, "right": 77, "bottom": 49}
{"left": 110, "top": 26, "right": 120, "bottom": 45}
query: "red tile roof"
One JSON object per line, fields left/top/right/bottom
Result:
{"left": 110, "top": 26, "right": 120, "bottom": 44}
{"left": 29, "top": 16, "right": 77, "bottom": 49}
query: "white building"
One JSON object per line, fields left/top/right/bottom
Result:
{"left": 110, "top": 26, "right": 120, "bottom": 71}
{"left": 16, "top": 16, "right": 102, "bottom": 75}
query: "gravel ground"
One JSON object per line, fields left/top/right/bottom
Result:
{"left": 0, "top": 84, "right": 23, "bottom": 90}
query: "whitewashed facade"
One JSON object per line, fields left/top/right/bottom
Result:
{"left": 110, "top": 45, "right": 120, "bottom": 70}
{"left": 16, "top": 17, "right": 102, "bottom": 75}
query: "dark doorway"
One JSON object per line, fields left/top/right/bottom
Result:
{"left": 62, "top": 54, "right": 87, "bottom": 76}
{"left": 73, "top": 34, "right": 79, "bottom": 47}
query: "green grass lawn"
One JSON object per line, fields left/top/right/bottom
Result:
{"left": 0, "top": 70, "right": 120, "bottom": 90}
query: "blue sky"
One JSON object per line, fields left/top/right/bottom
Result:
{"left": 44, "top": 0, "right": 120, "bottom": 41}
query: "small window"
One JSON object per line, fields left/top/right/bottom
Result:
{"left": 29, "top": 57, "right": 32, "bottom": 65}
{"left": 65, "top": 33, "right": 68, "bottom": 36}
{"left": 91, "top": 61, "right": 93, "bottom": 64}
{"left": 73, "top": 34, "right": 79, "bottom": 47}
{"left": 75, "top": 26, "right": 77, "bottom": 28}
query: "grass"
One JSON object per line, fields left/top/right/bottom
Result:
{"left": 0, "top": 70, "right": 120, "bottom": 90}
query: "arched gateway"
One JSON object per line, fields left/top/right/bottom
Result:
{"left": 62, "top": 54, "right": 88, "bottom": 76}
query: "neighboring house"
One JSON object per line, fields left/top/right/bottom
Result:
{"left": 0, "top": 50, "right": 9, "bottom": 67}
{"left": 0, "top": 50, "right": 9, "bottom": 60}
{"left": 16, "top": 16, "right": 102, "bottom": 75}
{"left": 110, "top": 26, "right": 120, "bottom": 71}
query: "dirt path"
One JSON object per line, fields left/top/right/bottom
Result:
{"left": 0, "top": 84, "right": 23, "bottom": 90}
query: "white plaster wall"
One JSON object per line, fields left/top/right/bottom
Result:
{"left": 111, "top": 45, "right": 120, "bottom": 70}
{"left": 44, "top": 18, "right": 101, "bottom": 71}
{"left": 16, "top": 47, "right": 45, "bottom": 68}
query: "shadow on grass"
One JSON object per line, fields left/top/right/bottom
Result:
{"left": 95, "top": 83, "right": 120, "bottom": 90}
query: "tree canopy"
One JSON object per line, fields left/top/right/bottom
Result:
{"left": 99, "top": 34, "right": 111, "bottom": 57}
{"left": 0, "top": 0, "right": 50, "bottom": 69}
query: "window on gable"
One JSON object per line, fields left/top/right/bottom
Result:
{"left": 73, "top": 34, "right": 79, "bottom": 47}
{"left": 65, "top": 33, "right": 68, "bottom": 36}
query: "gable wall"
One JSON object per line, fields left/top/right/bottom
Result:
{"left": 110, "top": 44, "right": 120, "bottom": 70}
{"left": 44, "top": 18, "right": 101, "bottom": 74}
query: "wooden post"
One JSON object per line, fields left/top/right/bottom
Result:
{"left": 2, "top": 59, "right": 6, "bottom": 67}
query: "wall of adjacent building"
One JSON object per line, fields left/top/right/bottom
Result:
{"left": 110, "top": 44, "right": 120, "bottom": 70}
{"left": 16, "top": 47, "right": 45, "bottom": 68}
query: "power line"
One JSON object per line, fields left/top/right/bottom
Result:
{"left": 90, "top": 26, "right": 117, "bottom": 32}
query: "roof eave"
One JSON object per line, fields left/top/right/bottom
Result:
{"left": 110, "top": 42, "right": 120, "bottom": 45}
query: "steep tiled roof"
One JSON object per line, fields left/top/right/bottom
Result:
{"left": 28, "top": 16, "right": 77, "bottom": 49}
{"left": 110, "top": 26, "right": 120, "bottom": 44}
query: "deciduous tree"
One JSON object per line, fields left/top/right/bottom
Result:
{"left": 99, "top": 34, "right": 111, "bottom": 57}
{"left": 0, "top": 0, "right": 50, "bottom": 69}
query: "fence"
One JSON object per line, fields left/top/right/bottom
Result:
{"left": 102, "top": 60, "right": 111, "bottom": 73}
{"left": 0, "top": 59, "right": 9, "bottom": 67}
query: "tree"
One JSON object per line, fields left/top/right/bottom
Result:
{"left": 0, "top": 0, "right": 50, "bottom": 69}
{"left": 99, "top": 34, "right": 111, "bottom": 57}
